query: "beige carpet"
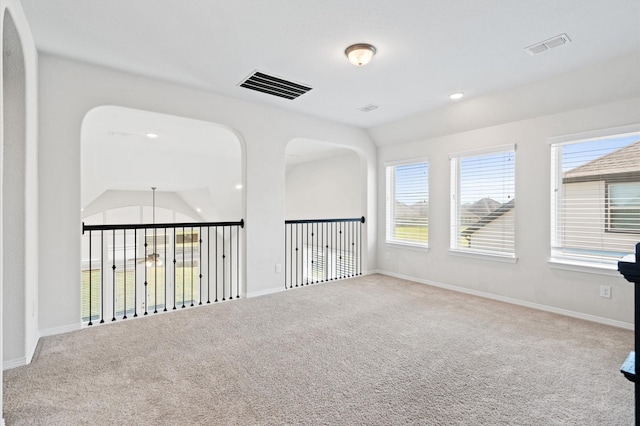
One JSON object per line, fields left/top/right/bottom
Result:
{"left": 3, "top": 274, "right": 634, "bottom": 425}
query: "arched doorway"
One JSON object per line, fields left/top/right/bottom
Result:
{"left": 284, "top": 138, "right": 367, "bottom": 287}
{"left": 80, "top": 106, "right": 245, "bottom": 323}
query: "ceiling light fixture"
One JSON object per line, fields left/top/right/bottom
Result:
{"left": 449, "top": 92, "right": 465, "bottom": 100}
{"left": 145, "top": 132, "right": 159, "bottom": 139}
{"left": 146, "top": 187, "right": 163, "bottom": 267}
{"left": 345, "top": 43, "right": 376, "bottom": 66}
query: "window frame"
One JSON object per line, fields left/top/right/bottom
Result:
{"left": 548, "top": 123, "right": 640, "bottom": 272}
{"left": 449, "top": 144, "right": 516, "bottom": 262}
{"left": 385, "top": 157, "right": 429, "bottom": 249}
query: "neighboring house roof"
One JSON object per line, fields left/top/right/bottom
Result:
{"left": 462, "top": 199, "right": 515, "bottom": 237}
{"left": 563, "top": 140, "right": 640, "bottom": 183}
{"left": 461, "top": 197, "right": 502, "bottom": 221}
{"left": 394, "top": 200, "right": 428, "bottom": 218}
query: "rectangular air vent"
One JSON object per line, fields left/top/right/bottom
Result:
{"left": 238, "top": 71, "right": 312, "bottom": 100}
{"left": 525, "top": 33, "right": 571, "bottom": 56}
{"left": 358, "top": 104, "right": 379, "bottom": 112}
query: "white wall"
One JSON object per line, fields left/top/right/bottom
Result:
{"left": 285, "top": 151, "right": 362, "bottom": 220}
{"left": 37, "top": 54, "right": 377, "bottom": 334}
{"left": 1, "top": 7, "right": 38, "bottom": 426}
{"left": 1, "top": 0, "right": 38, "bottom": 374}
{"left": 371, "top": 52, "right": 640, "bottom": 326}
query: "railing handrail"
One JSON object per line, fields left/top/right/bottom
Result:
{"left": 285, "top": 216, "right": 365, "bottom": 225}
{"left": 83, "top": 219, "right": 244, "bottom": 234}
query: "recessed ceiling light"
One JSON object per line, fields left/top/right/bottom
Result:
{"left": 236, "top": 184, "right": 243, "bottom": 190}
{"left": 196, "top": 207, "right": 202, "bottom": 213}
{"left": 145, "top": 132, "right": 159, "bottom": 139}
{"left": 449, "top": 92, "right": 465, "bottom": 100}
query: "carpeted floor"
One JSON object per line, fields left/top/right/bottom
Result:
{"left": 3, "top": 274, "right": 635, "bottom": 425}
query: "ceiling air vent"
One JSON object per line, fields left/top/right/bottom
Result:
{"left": 358, "top": 104, "right": 379, "bottom": 112}
{"left": 238, "top": 71, "right": 312, "bottom": 100}
{"left": 524, "top": 33, "right": 571, "bottom": 56}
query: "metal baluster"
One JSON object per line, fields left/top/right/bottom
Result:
{"left": 154, "top": 225, "right": 158, "bottom": 314}
{"left": 182, "top": 226, "right": 186, "bottom": 308}
{"left": 296, "top": 223, "right": 298, "bottom": 287}
{"left": 199, "top": 227, "right": 203, "bottom": 305}
{"left": 173, "top": 227, "right": 177, "bottom": 310}
{"left": 123, "top": 230, "right": 127, "bottom": 319}
{"left": 112, "top": 230, "right": 116, "bottom": 321}
{"left": 88, "top": 230, "right": 93, "bottom": 325}
{"left": 215, "top": 226, "right": 219, "bottom": 302}
{"left": 164, "top": 228, "right": 168, "bottom": 312}
{"left": 207, "top": 227, "right": 211, "bottom": 303}
{"left": 360, "top": 217, "right": 364, "bottom": 275}
{"left": 190, "top": 226, "right": 194, "bottom": 307}
{"left": 350, "top": 221, "right": 354, "bottom": 277}
{"left": 144, "top": 228, "right": 148, "bottom": 316}
{"left": 227, "top": 225, "right": 232, "bottom": 299}
{"left": 284, "top": 224, "right": 288, "bottom": 289}
{"left": 222, "top": 226, "right": 226, "bottom": 301}
{"left": 236, "top": 224, "right": 240, "bottom": 298}
{"left": 134, "top": 230, "right": 138, "bottom": 317}
{"left": 100, "top": 230, "right": 105, "bottom": 324}
{"left": 325, "top": 222, "right": 328, "bottom": 282}
{"left": 305, "top": 222, "right": 308, "bottom": 285}
{"left": 311, "top": 223, "right": 316, "bottom": 283}
{"left": 290, "top": 224, "right": 293, "bottom": 288}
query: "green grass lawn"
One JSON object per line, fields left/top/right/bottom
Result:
{"left": 81, "top": 266, "right": 200, "bottom": 322}
{"left": 393, "top": 225, "right": 428, "bottom": 243}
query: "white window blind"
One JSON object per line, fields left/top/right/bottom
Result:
{"left": 450, "top": 145, "right": 515, "bottom": 258}
{"left": 385, "top": 160, "right": 428, "bottom": 247}
{"left": 550, "top": 127, "right": 640, "bottom": 268}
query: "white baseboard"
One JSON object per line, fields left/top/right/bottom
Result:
{"left": 39, "top": 323, "right": 81, "bottom": 338}
{"left": 375, "top": 270, "right": 634, "bottom": 330}
{"left": 246, "top": 286, "right": 286, "bottom": 298}
{"left": 3, "top": 356, "right": 26, "bottom": 371}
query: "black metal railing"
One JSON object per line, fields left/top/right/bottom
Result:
{"left": 81, "top": 219, "right": 244, "bottom": 325}
{"left": 284, "top": 217, "right": 365, "bottom": 289}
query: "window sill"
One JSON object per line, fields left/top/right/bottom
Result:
{"left": 385, "top": 241, "right": 429, "bottom": 252}
{"left": 547, "top": 258, "right": 621, "bottom": 277}
{"left": 449, "top": 249, "right": 517, "bottom": 263}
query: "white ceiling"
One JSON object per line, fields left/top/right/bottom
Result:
{"left": 81, "top": 106, "right": 242, "bottom": 219}
{"left": 20, "top": 0, "right": 640, "bottom": 129}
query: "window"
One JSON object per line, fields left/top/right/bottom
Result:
{"left": 450, "top": 145, "right": 515, "bottom": 259}
{"left": 608, "top": 182, "right": 640, "bottom": 233}
{"left": 550, "top": 125, "right": 640, "bottom": 268}
{"left": 385, "top": 159, "right": 429, "bottom": 247}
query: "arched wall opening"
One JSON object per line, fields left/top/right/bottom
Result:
{"left": 284, "top": 138, "right": 370, "bottom": 286}
{"left": 2, "top": 8, "right": 26, "bottom": 371}
{"left": 285, "top": 138, "right": 365, "bottom": 220}
{"left": 80, "top": 106, "right": 246, "bottom": 320}
{"left": 81, "top": 106, "right": 244, "bottom": 221}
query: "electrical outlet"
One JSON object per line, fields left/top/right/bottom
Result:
{"left": 600, "top": 285, "right": 611, "bottom": 299}
{"left": 275, "top": 264, "right": 282, "bottom": 273}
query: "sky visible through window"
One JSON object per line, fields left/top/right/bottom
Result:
{"left": 395, "top": 163, "right": 428, "bottom": 205}
{"left": 459, "top": 151, "right": 514, "bottom": 205}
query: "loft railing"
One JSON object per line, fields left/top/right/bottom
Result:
{"left": 284, "top": 217, "right": 365, "bottom": 289}
{"left": 81, "top": 219, "right": 244, "bottom": 326}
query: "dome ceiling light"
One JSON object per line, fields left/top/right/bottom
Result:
{"left": 345, "top": 43, "right": 376, "bottom": 67}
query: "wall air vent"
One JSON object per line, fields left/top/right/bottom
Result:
{"left": 358, "top": 104, "right": 379, "bottom": 112}
{"left": 525, "top": 33, "right": 571, "bottom": 55}
{"left": 238, "top": 71, "right": 312, "bottom": 100}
